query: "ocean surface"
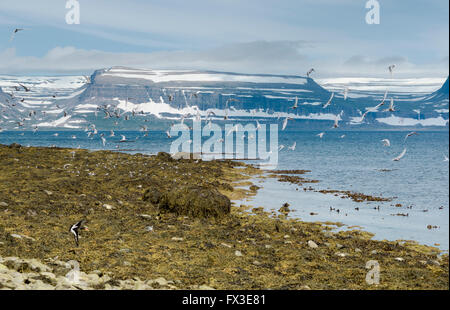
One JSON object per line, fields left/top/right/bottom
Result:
{"left": 1, "top": 129, "right": 448, "bottom": 251}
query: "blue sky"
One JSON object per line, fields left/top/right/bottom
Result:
{"left": 0, "top": 0, "right": 448, "bottom": 78}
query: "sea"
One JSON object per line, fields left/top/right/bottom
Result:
{"left": 1, "top": 128, "right": 448, "bottom": 251}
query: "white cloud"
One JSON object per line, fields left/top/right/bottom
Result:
{"left": 1, "top": 41, "right": 448, "bottom": 79}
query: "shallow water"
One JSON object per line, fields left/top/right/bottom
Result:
{"left": 1, "top": 129, "right": 448, "bottom": 250}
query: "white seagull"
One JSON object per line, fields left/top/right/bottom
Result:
{"left": 288, "top": 142, "right": 296, "bottom": 151}
{"left": 404, "top": 131, "right": 419, "bottom": 142}
{"left": 323, "top": 92, "right": 334, "bottom": 109}
{"left": 290, "top": 97, "right": 299, "bottom": 110}
{"left": 385, "top": 98, "right": 395, "bottom": 112}
{"left": 317, "top": 132, "right": 325, "bottom": 139}
{"left": 343, "top": 87, "right": 349, "bottom": 100}
{"left": 332, "top": 115, "right": 339, "bottom": 128}
{"left": 381, "top": 139, "right": 391, "bottom": 147}
{"left": 282, "top": 117, "right": 293, "bottom": 131}
{"left": 393, "top": 148, "right": 407, "bottom": 161}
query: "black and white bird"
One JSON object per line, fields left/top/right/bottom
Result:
{"left": 10, "top": 28, "right": 24, "bottom": 41}
{"left": 306, "top": 68, "right": 315, "bottom": 78}
{"left": 69, "top": 220, "right": 89, "bottom": 247}
{"left": 388, "top": 64, "right": 396, "bottom": 76}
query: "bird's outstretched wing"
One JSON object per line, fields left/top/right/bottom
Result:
{"left": 393, "top": 148, "right": 407, "bottom": 161}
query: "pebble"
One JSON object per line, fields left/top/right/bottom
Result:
{"left": 103, "top": 204, "right": 114, "bottom": 210}
{"left": 307, "top": 240, "right": 318, "bottom": 249}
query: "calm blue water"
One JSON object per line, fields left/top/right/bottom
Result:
{"left": 1, "top": 130, "right": 448, "bottom": 250}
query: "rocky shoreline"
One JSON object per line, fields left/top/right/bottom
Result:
{"left": 0, "top": 144, "right": 448, "bottom": 290}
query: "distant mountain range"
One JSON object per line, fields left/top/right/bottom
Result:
{"left": 0, "top": 67, "right": 448, "bottom": 131}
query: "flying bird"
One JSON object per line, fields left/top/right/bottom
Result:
{"left": 69, "top": 220, "right": 89, "bottom": 247}
{"left": 288, "top": 142, "right": 296, "bottom": 151}
{"left": 19, "top": 83, "right": 30, "bottom": 92}
{"left": 332, "top": 115, "right": 339, "bottom": 128}
{"left": 343, "top": 87, "right": 349, "bottom": 100}
{"left": 282, "top": 117, "right": 293, "bottom": 131}
{"left": 317, "top": 132, "right": 325, "bottom": 139}
{"left": 388, "top": 65, "right": 396, "bottom": 76}
{"left": 385, "top": 98, "right": 395, "bottom": 112}
{"left": 323, "top": 92, "right": 334, "bottom": 109}
{"left": 381, "top": 139, "right": 391, "bottom": 147}
{"left": 10, "top": 28, "right": 24, "bottom": 41}
{"left": 393, "top": 148, "right": 407, "bottom": 161}
{"left": 119, "top": 135, "right": 127, "bottom": 142}
{"left": 306, "top": 68, "right": 315, "bottom": 78}
{"left": 290, "top": 97, "right": 299, "bottom": 110}
{"left": 404, "top": 131, "right": 419, "bottom": 142}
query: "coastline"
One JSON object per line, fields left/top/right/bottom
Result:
{"left": 0, "top": 144, "right": 448, "bottom": 290}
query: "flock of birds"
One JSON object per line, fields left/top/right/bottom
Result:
{"left": 2, "top": 28, "right": 448, "bottom": 248}
{"left": 1, "top": 28, "right": 448, "bottom": 165}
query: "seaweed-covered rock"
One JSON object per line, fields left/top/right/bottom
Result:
{"left": 143, "top": 188, "right": 163, "bottom": 205}
{"left": 157, "top": 185, "right": 231, "bottom": 218}
{"left": 8, "top": 143, "right": 21, "bottom": 149}
{"left": 155, "top": 152, "right": 174, "bottom": 162}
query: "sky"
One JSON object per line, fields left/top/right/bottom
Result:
{"left": 0, "top": 0, "right": 448, "bottom": 78}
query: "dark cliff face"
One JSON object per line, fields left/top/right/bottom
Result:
{"left": 438, "top": 77, "right": 449, "bottom": 96}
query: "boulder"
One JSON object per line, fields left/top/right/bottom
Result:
{"left": 154, "top": 185, "right": 231, "bottom": 218}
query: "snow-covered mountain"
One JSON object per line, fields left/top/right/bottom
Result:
{"left": 0, "top": 67, "right": 448, "bottom": 131}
